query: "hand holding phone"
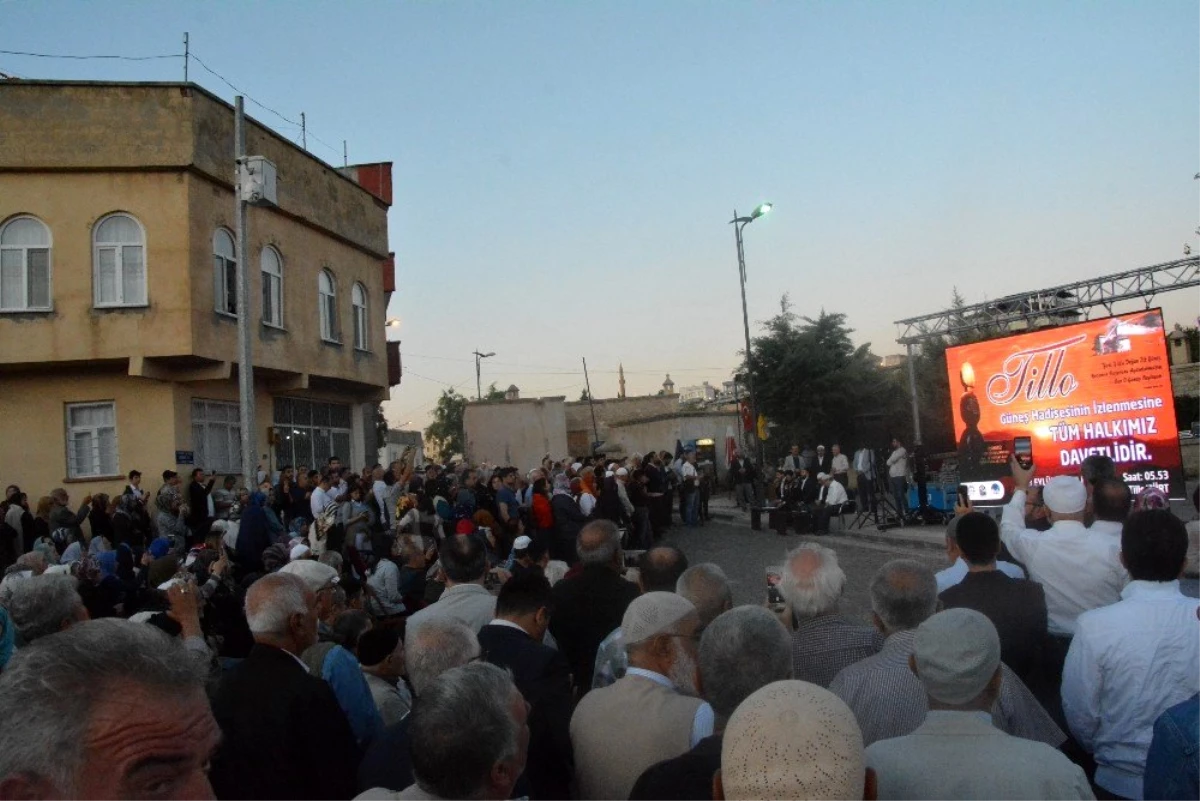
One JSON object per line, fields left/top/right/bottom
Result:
{"left": 1013, "top": 436, "right": 1033, "bottom": 470}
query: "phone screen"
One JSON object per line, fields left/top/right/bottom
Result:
{"left": 1013, "top": 436, "right": 1033, "bottom": 469}
{"left": 766, "top": 567, "right": 785, "bottom": 611}
{"left": 957, "top": 483, "right": 971, "bottom": 506}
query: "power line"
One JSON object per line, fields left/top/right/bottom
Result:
{"left": 0, "top": 48, "right": 181, "bottom": 61}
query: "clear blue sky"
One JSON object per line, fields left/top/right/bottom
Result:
{"left": 5, "top": 0, "right": 1197, "bottom": 430}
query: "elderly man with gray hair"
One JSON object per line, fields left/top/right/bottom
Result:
{"left": 571, "top": 591, "right": 713, "bottom": 800}
{"left": 829, "top": 559, "right": 1065, "bottom": 749}
{"left": 675, "top": 563, "right": 733, "bottom": 627}
{"left": 5, "top": 573, "right": 88, "bottom": 645}
{"left": 358, "top": 662, "right": 529, "bottom": 801}
{"left": 867, "top": 608, "right": 1092, "bottom": 800}
{"left": 630, "top": 605, "right": 793, "bottom": 800}
{"left": 777, "top": 543, "right": 883, "bottom": 687}
{"left": 357, "top": 619, "right": 482, "bottom": 794}
{"left": 0, "top": 618, "right": 220, "bottom": 800}
{"left": 208, "top": 572, "right": 360, "bottom": 800}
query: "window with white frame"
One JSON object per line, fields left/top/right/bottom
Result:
{"left": 352, "top": 282, "right": 369, "bottom": 350}
{"left": 191, "top": 399, "right": 241, "bottom": 473}
{"left": 318, "top": 269, "right": 338, "bottom": 342}
{"left": 0, "top": 216, "right": 52, "bottom": 312}
{"left": 93, "top": 213, "right": 147, "bottom": 307}
{"left": 213, "top": 229, "right": 237, "bottom": 316}
{"left": 261, "top": 246, "right": 283, "bottom": 327}
{"left": 66, "top": 402, "right": 119, "bottom": 478}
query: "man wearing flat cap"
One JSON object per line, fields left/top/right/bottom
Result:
{"left": 569, "top": 591, "right": 714, "bottom": 800}
{"left": 866, "top": 608, "right": 1093, "bottom": 799}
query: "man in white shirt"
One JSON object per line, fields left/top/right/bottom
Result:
{"left": 853, "top": 445, "right": 876, "bottom": 514}
{"left": 814, "top": 473, "right": 848, "bottom": 534}
{"left": 1087, "top": 477, "right": 1131, "bottom": 543}
{"left": 1000, "top": 462, "right": 1127, "bottom": 638}
{"left": 310, "top": 472, "right": 334, "bottom": 520}
{"left": 370, "top": 465, "right": 391, "bottom": 530}
{"left": 937, "top": 513, "right": 1027, "bottom": 592}
{"left": 886, "top": 438, "right": 909, "bottom": 523}
{"left": 680, "top": 453, "right": 699, "bottom": 527}
{"left": 829, "top": 444, "right": 850, "bottom": 488}
{"left": 1062, "top": 509, "right": 1199, "bottom": 800}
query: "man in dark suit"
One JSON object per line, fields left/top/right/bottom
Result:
{"left": 209, "top": 572, "right": 360, "bottom": 800}
{"left": 185, "top": 467, "right": 216, "bottom": 541}
{"left": 479, "top": 572, "right": 575, "bottom": 799}
{"left": 549, "top": 520, "right": 640, "bottom": 694}
{"left": 939, "top": 511, "right": 1048, "bottom": 691}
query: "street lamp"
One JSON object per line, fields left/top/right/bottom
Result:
{"left": 730, "top": 203, "right": 772, "bottom": 472}
{"left": 473, "top": 350, "right": 495, "bottom": 400}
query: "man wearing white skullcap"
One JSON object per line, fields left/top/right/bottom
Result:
{"left": 1001, "top": 461, "right": 1126, "bottom": 638}
{"left": 570, "top": 592, "right": 714, "bottom": 800}
{"left": 717, "top": 680, "right": 871, "bottom": 801}
{"left": 866, "top": 609, "right": 1092, "bottom": 799}
{"left": 1000, "top": 458, "right": 1128, "bottom": 731}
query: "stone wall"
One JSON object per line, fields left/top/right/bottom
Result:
{"left": 464, "top": 398, "right": 569, "bottom": 470}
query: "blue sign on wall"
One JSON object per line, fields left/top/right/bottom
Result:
{"left": 175, "top": 450, "right": 195, "bottom": 465}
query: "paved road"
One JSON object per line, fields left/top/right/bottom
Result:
{"left": 659, "top": 504, "right": 946, "bottom": 626}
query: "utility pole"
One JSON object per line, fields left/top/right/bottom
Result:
{"left": 473, "top": 350, "right": 495, "bottom": 400}
{"left": 582, "top": 357, "right": 600, "bottom": 455}
{"left": 234, "top": 97, "right": 256, "bottom": 484}
{"left": 733, "top": 209, "right": 766, "bottom": 470}
{"left": 300, "top": 112, "right": 306, "bottom": 151}
{"left": 905, "top": 342, "right": 922, "bottom": 445}
{"left": 183, "top": 32, "right": 189, "bottom": 82}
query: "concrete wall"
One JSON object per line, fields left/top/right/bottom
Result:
{"left": 606, "top": 411, "right": 740, "bottom": 480}
{"left": 464, "top": 398, "right": 568, "bottom": 470}
{"left": 565, "top": 394, "right": 680, "bottom": 453}
{"left": 1171, "top": 362, "right": 1198, "bottom": 399}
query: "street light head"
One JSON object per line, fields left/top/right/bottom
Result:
{"left": 482, "top": 352, "right": 495, "bottom": 358}
{"left": 751, "top": 203, "right": 773, "bottom": 219}
{"left": 386, "top": 317, "right": 402, "bottom": 328}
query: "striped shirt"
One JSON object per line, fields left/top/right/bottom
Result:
{"left": 830, "top": 629, "right": 1065, "bottom": 748}
{"left": 790, "top": 614, "right": 885, "bottom": 688}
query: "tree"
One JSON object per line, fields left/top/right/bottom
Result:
{"left": 372, "top": 403, "right": 389, "bottom": 453}
{"left": 425, "top": 388, "right": 467, "bottom": 460}
{"left": 579, "top": 389, "right": 590, "bottom": 401}
{"left": 747, "top": 297, "right": 896, "bottom": 458}
{"left": 484, "top": 382, "right": 507, "bottom": 401}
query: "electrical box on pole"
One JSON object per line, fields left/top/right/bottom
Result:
{"left": 238, "top": 156, "right": 278, "bottom": 207}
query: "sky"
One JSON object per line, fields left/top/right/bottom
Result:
{"left": 4, "top": 0, "right": 1198, "bottom": 431}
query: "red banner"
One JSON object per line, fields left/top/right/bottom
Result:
{"left": 944, "top": 309, "right": 1184, "bottom": 500}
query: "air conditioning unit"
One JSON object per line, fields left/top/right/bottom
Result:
{"left": 239, "top": 156, "right": 278, "bottom": 206}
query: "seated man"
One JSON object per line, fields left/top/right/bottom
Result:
{"left": 358, "top": 662, "right": 529, "bottom": 801}
{"left": 778, "top": 543, "right": 883, "bottom": 687}
{"left": 813, "top": 473, "right": 849, "bottom": 535}
{"left": 936, "top": 513, "right": 1027, "bottom": 593}
{"left": 938, "top": 512, "right": 1047, "bottom": 690}
{"left": 0, "top": 619, "right": 220, "bottom": 800}
{"left": 830, "top": 559, "right": 1064, "bottom": 749}
{"left": 717, "top": 680, "right": 870, "bottom": 800}
{"left": 631, "top": 606, "right": 792, "bottom": 800}
{"left": 1062, "top": 509, "right": 1199, "bottom": 800}
{"left": 866, "top": 608, "right": 1091, "bottom": 799}
{"left": 570, "top": 592, "right": 713, "bottom": 800}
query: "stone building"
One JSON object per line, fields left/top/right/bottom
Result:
{"left": 0, "top": 81, "right": 399, "bottom": 497}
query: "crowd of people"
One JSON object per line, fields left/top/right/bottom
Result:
{"left": 0, "top": 448, "right": 1196, "bottom": 801}
{"left": 730, "top": 439, "right": 908, "bottom": 535}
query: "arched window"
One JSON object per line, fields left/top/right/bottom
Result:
{"left": 213, "top": 229, "right": 237, "bottom": 316}
{"left": 0, "top": 215, "right": 52, "bottom": 311}
{"left": 93, "top": 213, "right": 147, "bottom": 307}
{"left": 318, "top": 270, "right": 338, "bottom": 342}
{"left": 352, "top": 282, "right": 369, "bottom": 350}
{"left": 261, "top": 246, "right": 283, "bottom": 327}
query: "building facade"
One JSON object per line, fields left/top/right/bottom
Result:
{"left": 0, "top": 81, "right": 398, "bottom": 497}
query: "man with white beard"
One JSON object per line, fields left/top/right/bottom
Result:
{"left": 569, "top": 592, "right": 712, "bottom": 800}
